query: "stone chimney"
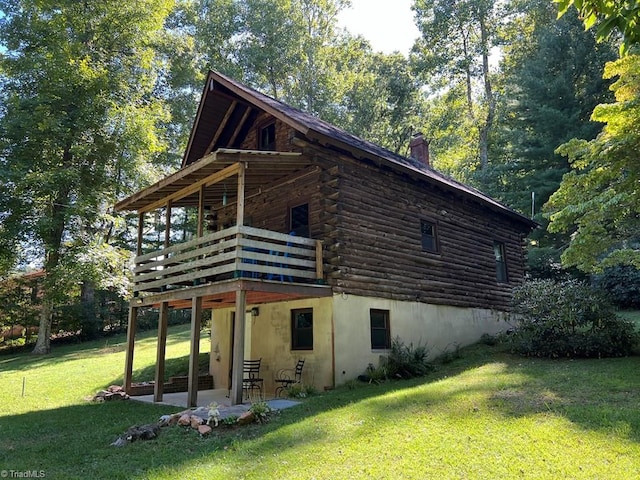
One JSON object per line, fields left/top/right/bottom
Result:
{"left": 410, "top": 133, "right": 430, "bottom": 167}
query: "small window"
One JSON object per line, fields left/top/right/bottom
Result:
{"left": 370, "top": 309, "right": 391, "bottom": 350}
{"left": 290, "top": 203, "right": 309, "bottom": 237}
{"left": 259, "top": 122, "right": 276, "bottom": 151}
{"left": 494, "top": 241, "right": 508, "bottom": 283}
{"left": 421, "top": 220, "right": 438, "bottom": 253}
{"left": 291, "top": 308, "right": 313, "bottom": 350}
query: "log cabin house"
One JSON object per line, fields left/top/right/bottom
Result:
{"left": 114, "top": 70, "right": 536, "bottom": 406}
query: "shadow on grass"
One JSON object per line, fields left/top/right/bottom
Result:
{"left": 108, "top": 351, "right": 210, "bottom": 386}
{"left": 0, "top": 324, "right": 199, "bottom": 374}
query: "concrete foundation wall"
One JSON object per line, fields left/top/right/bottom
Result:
{"left": 332, "top": 294, "right": 509, "bottom": 385}
{"left": 210, "top": 293, "right": 510, "bottom": 394}
{"left": 210, "top": 296, "right": 334, "bottom": 396}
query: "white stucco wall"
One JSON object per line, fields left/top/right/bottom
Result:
{"left": 332, "top": 293, "right": 509, "bottom": 385}
{"left": 210, "top": 292, "right": 510, "bottom": 394}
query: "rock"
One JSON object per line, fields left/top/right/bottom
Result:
{"left": 190, "top": 415, "right": 204, "bottom": 429}
{"left": 198, "top": 425, "right": 212, "bottom": 436}
{"left": 177, "top": 414, "right": 191, "bottom": 426}
{"left": 111, "top": 423, "right": 160, "bottom": 447}
{"left": 237, "top": 411, "right": 256, "bottom": 426}
{"left": 107, "top": 385, "right": 124, "bottom": 393}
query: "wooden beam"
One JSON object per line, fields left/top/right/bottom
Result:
{"left": 316, "top": 240, "right": 323, "bottom": 280}
{"left": 136, "top": 212, "right": 144, "bottom": 256}
{"left": 139, "top": 162, "right": 241, "bottom": 213}
{"left": 164, "top": 200, "right": 172, "bottom": 248}
{"left": 187, "top": 296, "right": 203, "bottom": 407}
{"left": 123, "top": 306, "right": 138, "bottom": 393}
{"left": 230, "top": 289, "right": 246, "bottom": 405}
{"left": 197, "top": 185, "right": 205, "bottom": 238}
{"left": 203, "top": 100, "right": 237, "bottom": 156}
{"left": 228, "top": 106, "right": 252, "bottom": 147}
{"left": 154, "top": 302, "right": 169, "bottom": 402}
{"left": 236, "top": 162, "right": 246, "bottom": 227}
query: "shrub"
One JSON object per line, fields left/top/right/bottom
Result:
{"left": 510, "top": 279, "right": 639, "bottom": 358}
{"left": 361, "top": 337, "right": 434, "bottom": 382}
{"left": 592, "top": 265, "right": 640, "bottom": 309}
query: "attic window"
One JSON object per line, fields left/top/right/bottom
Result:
{"left": 259, "top": 122, "right": 276, "bottom": 151}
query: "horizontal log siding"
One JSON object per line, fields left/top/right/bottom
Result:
{"left": 333, "top": 156, "right": 528, "bottom": 310}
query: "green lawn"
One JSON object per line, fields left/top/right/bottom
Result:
{"left": 1, "top": 325, "right": 639, "bottom": 479}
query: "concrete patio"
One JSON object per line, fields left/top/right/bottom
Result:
{"left": 131, "top": 388, "right": 300, "bottom": 419}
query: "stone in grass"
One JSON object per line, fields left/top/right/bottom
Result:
{"left": 177, "top": 414, "right": 191, "bottom": 426}
{"left": 198, "top": 425, "right": 212, "bottom": 436}
{"left": 237, "top": 411, "right": 256, "bottom": 426}
{"left": 190, "top": 415, "right": 204, "bottom": 429}
{"left": 111, "top": 423, "right": 160, "bottom": 447}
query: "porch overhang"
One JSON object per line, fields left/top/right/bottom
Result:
{"left": 114, "top": 148, "right": 307, "bottom": 213}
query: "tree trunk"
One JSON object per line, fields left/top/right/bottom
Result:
{"left": 478, "top": 11, "right": 495, "bottom": 170}
{"left": 32, "top": 299, "right": 53, "bottom": 354}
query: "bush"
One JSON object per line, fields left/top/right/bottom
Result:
{"left": 592, "top": 265, "right": 640, "bottom": 309}
{"left": 361, "top": 337, "right": 434, "bottom": 382}
{"left": 510, "top": 279, "right": 639, "bottom": 358}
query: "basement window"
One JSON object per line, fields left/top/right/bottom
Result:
{"left": 370, "top": 309, "right": 391, "bottom": 350}
{"left": 291, "top": 308, "right": 313, "bottom": 350}
{"left": 259, "top": 122, "right": 276, "bottom": 151}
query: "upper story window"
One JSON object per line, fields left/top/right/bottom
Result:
{"left": 421, "top": 220, "right": 438, "bottom": 253}
{"left": 494, "top": 241, "right": 508, "bottom": 283}
{"left": 259, "top": 122, "right": 276, "bottom": 151}
{"left": 290, "top": 203, "right": 309, "bottom": 238}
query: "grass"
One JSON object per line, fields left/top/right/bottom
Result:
{"left": 1, "top": 325, "right": 639, "bottom": 479}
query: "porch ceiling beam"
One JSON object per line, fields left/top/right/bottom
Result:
{"left": 204, "top": 100, "right": 237, "bottom": 156}
{"left": 138, "top": 162, "right": 241, "bottom": 214}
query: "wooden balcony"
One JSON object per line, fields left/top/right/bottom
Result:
{"left": 132, "top": 226, "right": 324, "bottom": 305}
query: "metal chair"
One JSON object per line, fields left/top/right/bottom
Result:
{"left": 274, "top": 359, "right": 305, "bottom": 397}
{"left": 242, "top": 358, "right": 264, "bottom": 400}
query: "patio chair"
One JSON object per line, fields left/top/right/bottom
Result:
{"left": 274, "top": 359, "right": 305, "bottom": 398}
{"left": 242, "top": 358, "right": 264, "bottom": 400}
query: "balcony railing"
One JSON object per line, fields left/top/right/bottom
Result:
{"left": 132, "top": 226, "right": 323, "bottom": 295}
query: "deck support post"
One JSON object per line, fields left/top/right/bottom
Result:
{"left": 124, "top": 305, "right": 138, "bottom": 393}
{"left": 154, "top": 301, "right": 169, "bottom": 402}
{"left": 230, "top": 288, "right": 246, "bottom": 405}
{"left": 187, "top": 296, "right": 203, "bottom": 407}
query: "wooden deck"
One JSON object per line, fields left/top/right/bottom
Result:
{"left": 131, "top": 225, "right": 327, "bottom": 308}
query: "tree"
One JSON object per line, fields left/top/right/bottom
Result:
{"left": 412, "top": 0, "right": 500, "bottom": 169}
{"left": 545, "top": 54, "right": 640, "bottom": 272}
{"left": 0, "top": 0, "right": 173, "bottom": 353}
{"left": 554, "top": 0, "right": 640, "bottom": 54}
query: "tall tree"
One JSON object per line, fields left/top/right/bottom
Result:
{"left": 0, "top": 0, "right": 173, "bottom": 353}
{"left": 486, "top": 0, "right": 616, "bottom": 215}
{"left": 546, "top": 54, "right": 640, "bottom": 272}
{"left": 412, "top": 0, "right": 500, "bottom": 169}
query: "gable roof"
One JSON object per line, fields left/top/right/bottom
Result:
{"left": 181, "top": 70, "right": 536, "bottom": 230}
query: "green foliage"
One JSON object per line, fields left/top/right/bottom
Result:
{"left": 510, "top": 279, "right": 639, "bottom": 358}
{"left": 363, "top": 337, "right": 434, "bottom": 382}
{"left": 592, "top": 265, "right": 640, "bottom": 309}
{"left": 546, "top": 54, "right": 640, "bottom": 273}
{"left": 221, "top": 415, "right": 239, "bottom": 427}
{"left": 555, "top": 0, "right": 640, "bottom": 54}
{"left": 248, "top": 401, "right": 273, "bottom": 423}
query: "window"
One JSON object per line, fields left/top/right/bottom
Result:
{"left": 370, "top": 309, "right": 391, "bottom": 350}
{"left": 291, "top": 308, "right": 313, "bottom": 350}
{"left": 290, "top": 203, "right": 309, "bottom": 237}
{"left": 494, "top": 241, "right": 508, "bottom": 283}
{"left": 421, "top": 220, "right": 438, "bottom": 253}
{"left": 259, "top": 122, "right": 276, "bottom": 151}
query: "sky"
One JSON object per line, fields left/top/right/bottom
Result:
{"left": 337, "top": 0, "right": 421, "bottom": 55}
